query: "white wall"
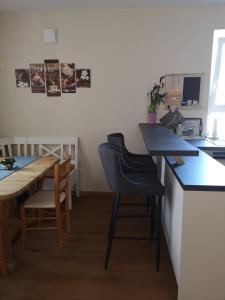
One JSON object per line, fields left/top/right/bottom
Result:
{"left": 0, "top": 5, "right": 225, "bottom": 191}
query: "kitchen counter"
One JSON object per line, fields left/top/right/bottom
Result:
{"left": 139, "top": 124, "right": 225, "bottom": 300}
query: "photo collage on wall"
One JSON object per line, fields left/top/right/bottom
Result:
{"left": 15, "top": 59, "right": 91, "bottom": 97}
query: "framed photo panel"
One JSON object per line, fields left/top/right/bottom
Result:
{"left": 15, "top": 69, "right": 30, "bottom": 88}
{"left": 76, "top": 69, "right": 91, "bottom": 88}
{"left": 30, "top": 63, "right": 45, "bottom": 93}
{"left": 181, "top": 118, "right": 203, "bottom": 137}
{"left": 44, "top": 59, "right": 61, "bottom": 97}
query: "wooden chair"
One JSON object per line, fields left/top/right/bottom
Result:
{"left": 0, "top": 137, "right": 27, "bottom": 157}
{"left": 27, "top": 137, "right": 79, "bottom": 208}
{"left": 20, "top": 157, "right": 71, "bottom": 248}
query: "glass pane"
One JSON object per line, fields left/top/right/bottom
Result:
{"left": 215, "top": 43, "right": 225, "bottom": 105}
{"left": 164, "top": 75, "right": 183, "bottom": 107}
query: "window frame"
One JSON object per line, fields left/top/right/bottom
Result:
{"left": 209, "top": 37, "right": 225, "bottom": 112}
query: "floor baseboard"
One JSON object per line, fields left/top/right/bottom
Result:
{"left": 78, "top": 191, "right": 113, "bottom": 197}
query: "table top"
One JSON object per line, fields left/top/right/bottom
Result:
{"left": 139, "top": 123, "right": 199, "bottom": 156}
{"left": 0, "top": 156, "right": 37, "bottom": 181}
{"left": 0, "top": 155, "right": 59, "bottom": 201}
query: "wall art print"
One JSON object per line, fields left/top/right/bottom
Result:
{"left": 15, "top": 69, "right": 30, "bottom": 88}
{"left": 44, "top": 59, "right": 61, "bottom": 97}
{"left": 76, "top": 69, "right": 91, "bottom": 88}
{"left": 30, "top": 63, "right": 45, "bottom": 93}
{"left": 61, "top": 63, "right": 76, "bottom": 93}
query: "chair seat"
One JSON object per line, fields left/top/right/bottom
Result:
{"left": 126, "top": 158, "right": 157, "bottom": 172}
{"left": 24, "top": 191, "right": 65, "bottom": 209}
{"left": 126, "top": 172, "right": 158, "bottom": 183}
{"left": 42, "top": 167, "right": 77, "bottom": 190}
{"left": 128, "top": 154, "right": 156, "bottom": 165}
{"left": 125, "top": 172, "right": 165, "bottom": 195}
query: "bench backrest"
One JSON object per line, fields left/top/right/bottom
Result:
{"left": 0, "top": 137, "right": 27, "bottom": 156}
{"left": 27, "top": 137, "right": 78, "bottom": 168}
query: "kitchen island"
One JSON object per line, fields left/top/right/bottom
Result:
{"left": 139, "top": 123, "right": 225, "bottom": 300}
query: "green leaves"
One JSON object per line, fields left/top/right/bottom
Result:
{"left": 0, "top": 157, "right": 16, "bottom": 169}
{"left": 148, "top": 76, "right": 165, "bottom": 113}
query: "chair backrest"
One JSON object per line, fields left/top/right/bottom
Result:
{"left": 107, "top": 133, "right": 125, "bottom": 146}
{"left": 54, "top": 156, "right": 71, "bottom": 204}
{"left": 27, "top": 137, "right": 78, "bottom": 169}
{"left": 107, "top": 132, "right": 129, "bottom": 156}
{"left": 0, "top": 137, "right": 27, "bottom": 156}
{"left": 107, "top": 133, "right": 133, "bottom": 168}
{"left": 107, "top": 132, "right": 124, "bottom": 140}
{"left": 107, "top": 133, "right": 135, "bottom": 159}
{"left": 98, "top": 143, "right": 125, "bottom": 193}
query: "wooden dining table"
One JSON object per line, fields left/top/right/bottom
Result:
{"left": 0, "top": 155, "right": 59, "bottom": 275}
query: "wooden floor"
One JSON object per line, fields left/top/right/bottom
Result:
{"left": 0, "top": 195, "right": 178, "bottom": 300}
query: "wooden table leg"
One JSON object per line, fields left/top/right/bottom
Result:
{"left": 0, "top": 222, "right": 8, "bottom": 274}
{"left": 0, "top": 199, "right": 19, "bottom": 275}
{"left": 0, "top": 200, "right": 9, "bottom": 274}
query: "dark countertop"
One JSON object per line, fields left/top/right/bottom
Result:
{"left": 187, "top": 138, "right": 225, "bottom": 152}
{"left": 166, "top": 150, "right": 225, "bottom": 191}
{"left": 139, "top": 123, "right": 225, "bottom": 191}
{"left": 139, "top": 123, "right": 199, "bottom": 156}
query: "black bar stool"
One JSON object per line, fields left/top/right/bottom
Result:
{"left": 107, "top": 132, "right": 157, "bottom": 171}
{"left": 98, "top": 143, "right": 165, "bottom": 271}
{"left": 107, "top": 133, "right": 157, "bottom": 211}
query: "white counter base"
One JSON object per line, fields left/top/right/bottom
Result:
{"left": 161, "top": 157, "right": 225, "bottom": 300}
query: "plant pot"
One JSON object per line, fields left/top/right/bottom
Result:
{"left": 148, "top": 112, "right": 157, "bottom": 125}
{"left": 6, "top": 164, "right": 14, "bottom": 170}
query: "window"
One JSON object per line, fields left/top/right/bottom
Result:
{"left": 207, "top": 30, "right": 225, "bottom": 139}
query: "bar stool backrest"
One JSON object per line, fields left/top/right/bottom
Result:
{"left": 98, "top": 143, "right": 125, "bottom": 193}
{"left": 107, "top": 132, "right": 131, "bottom": 157}
{"left": 107, "top": 133, "right": 132, "bottom": 165}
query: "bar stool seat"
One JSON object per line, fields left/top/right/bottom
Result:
{"left": 127, "top": 153, "right": 155, "bottom": 165}
{"left": 125, "top": 172, "right": 164, "bottom": 192}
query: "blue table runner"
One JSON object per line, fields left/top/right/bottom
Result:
{"left": 0, "top": 156, "right": 37, "bottom": 181}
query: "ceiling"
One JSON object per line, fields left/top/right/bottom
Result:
{"left": 0, "top": 0, "right": 225, "bottom": 13}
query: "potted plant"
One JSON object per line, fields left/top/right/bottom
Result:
{"left": 0, "top": 156, "right": 16, "bottom": 170}
{"left": 147, "top": 76, "right": 166, "bottom": 124}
